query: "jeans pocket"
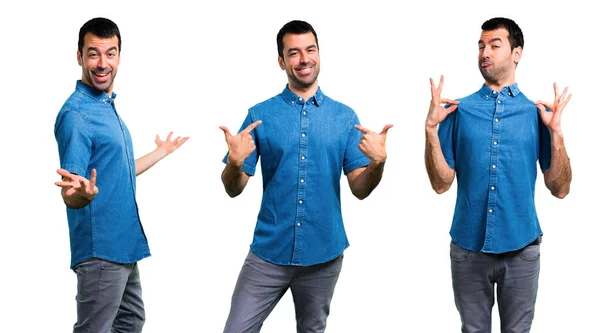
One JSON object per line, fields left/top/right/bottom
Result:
{"left": 518, "top": 244, "right": 540, "bottom": 262}
{"left": 449, "top": 241, "right": 472, "bottom": 262}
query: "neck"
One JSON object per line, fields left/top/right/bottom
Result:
{"left": 289, "top": 81, "right": 318, "bottom": 100}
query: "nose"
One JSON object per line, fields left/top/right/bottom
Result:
{"left": 299, "top": 51, "right": 308, "bottom": 64}
{"left": 481, "top": 45, "right": 491, "bottom": 58}
{"left": 97, "top": 54, "right": 108, "bottom": 68}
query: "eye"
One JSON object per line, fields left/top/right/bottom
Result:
{"left": 289, "top": 51, "right": 298, "bottom": 56}
{"left": 88, "top": 52, "right": 98, "bottom": 58}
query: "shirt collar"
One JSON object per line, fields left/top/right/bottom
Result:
{"left": 76, "top": 80, "right": 117, "bottom": 104}
{"left": 280, "top": 84, "right": 324, "bottom": 107}
{"left": 478, "top": 82, "right": 521, "bottom": 99}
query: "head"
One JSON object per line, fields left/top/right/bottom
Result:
{"left": 478, "top": 17, "right": 524, "bottom": 87}
{"left": 77, "top": 17, "right": 121, "bottom": 95}
{"left": 276, "top": 20, "right": 320, "bottom": 94}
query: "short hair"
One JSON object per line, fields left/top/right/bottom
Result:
{"left": 276, "top": 20, "right": 319, "bottom": 58}
{"left": 481, "top": 17, "right": 524, "bottom": 50}
{"left": 78, "top": 17, "right": 121, "bottom": 55}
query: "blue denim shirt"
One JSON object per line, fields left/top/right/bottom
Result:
{"left": 55, "top": 81, "right": 150, "bottom": 268}
{"left": 224, "top": 86, "right": 370, "bottom": 266}
{"left": 439, "top": 83, "right": 551, "bottom": 253}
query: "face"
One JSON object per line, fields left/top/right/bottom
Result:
{"left": 77, "top": 33, "right": 120, "bottom": 95}
{"left": 478, "top": 28, "right": 521, "bottom": 84}
{"left": 278, "top": 32, "right": 320, "bottom": 91}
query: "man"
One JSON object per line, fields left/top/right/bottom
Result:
{"left": 54, "top": 17, "right": 188, "bottom": 333}
{"left": 219, "top": 20, "right": 392, "bottom": 332}
{"left": 424, "top": 17, "right": 572, "bottom": 333}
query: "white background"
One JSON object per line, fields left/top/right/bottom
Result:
{"left": 1, "top": 0, "right": 597, "bottom": 332}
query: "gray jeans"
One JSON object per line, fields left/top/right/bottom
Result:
{"left": 72, "top": 258, "right": 145, "bottom": 333}
{"left": 224, "top": 250, "right": 344, "bottom": 333}
{"left": 450, "top": 240, "right": 541, "bottom": 333}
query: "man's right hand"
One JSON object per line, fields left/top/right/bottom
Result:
{"left": 55, "top": 168, "right": 99, "bottom": 205}
{"left": 219, "top": 120, "right": 262, "bottom": 166}
{"left": 426, "top": 75, "right": 459, "bottom": 129}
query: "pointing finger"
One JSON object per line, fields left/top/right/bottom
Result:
{"left": 354, "top": 125, "right": 370, "bottom": 134}
{"left": 242, "top": 120, "right": 263, "bottom": 134}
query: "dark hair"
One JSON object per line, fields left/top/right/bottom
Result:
{"left": 276, "top": 20, "right": 318, "bottom": 58}
{"left": 481, "top": 17, "right": 524, "bottom": 50}
{"left": 78, "top": 17, "right": 121, "bottom": 55}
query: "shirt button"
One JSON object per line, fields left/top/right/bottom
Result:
{"left": 301, "top": 156, "right": 305, "bottom": 160}
{"left": 297, "top": 222, "right": 301, "bottom": 226}
{"left": 491, "top": 186, "right": 495, "bottom": 190}
{"left": 299, "top": 97, "right": 303, "bottom": 102}
{"left": 497, "top": 100, "right": 501, "bottom": 104}
{"left": 299, "top": 200, "right": 303, "bottom": 204}
{"left": 303, "top": 111, "right": 307, "bottom": 115}
{"left": 300, "top": 179, "right": 305, "bottom": 183}
{"left": 492, "top": 165, "right": 496, "bottom": 169}
{"left": 495, "top": 118, "right": 499, "bottom": 122}
{"left": 292, "top": 101, "right": 295, "bottom": 104}
{"left": 493, "top": 91, "right": 497, "bottom": 94}
{"left": 493, "top": 141, "right": 498, "bottom": 145}
{"left": 489, "top": 209, "right": 493, "bottom": 213}
{"left": 302, "top": 133, "right": 306, "bottom": 137}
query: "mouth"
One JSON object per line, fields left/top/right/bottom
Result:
{"left": 480, "top": 62, "right": 492, "bottom": 68}
{"left": 294, "top": 63, "right": 314, "bottom": 76}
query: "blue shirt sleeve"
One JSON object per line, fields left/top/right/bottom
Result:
{"left": 342, "top": 112, "right": 371, "bottom": 175}
{"left": 55, "top": 111, "right": 93, "bottom": 177}
{"left": 438, "top": 109, "right": 456, "bottom": 170}
{"left": 221, "top": 110, "right": 259, "bottom": 176}
{"left": 538, "top": 113, "right": 551, "bottom": 172}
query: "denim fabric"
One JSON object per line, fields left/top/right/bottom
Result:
{"left": 55, "top": 81, "right": 150, "bottom": 268}
{"left": 439, "top": 83, "right": 551, "bottom": 253}
{"left": 73, "top": 258, "right": 145, "bottom": 333}
{"left": 223, "top": 250, "right": 343, "bottom": 333}
{"left": 223, "top": 85, "right": 370, "bottom": 266}
{"left": 450, "top": 241, "right": 540, "bottom": 333}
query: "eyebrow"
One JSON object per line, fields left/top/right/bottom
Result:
{"left": 287, "top": 44, "right": 317, "bottom": 53}
{"left": 478, "top": 37, "right": 503, "bottom": 45}
{"left": 86, "top": 46, "right": 118, "bottom": 53}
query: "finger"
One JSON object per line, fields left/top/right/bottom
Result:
{"left": 55, "top": 181, "right": 73, "bottom": 188}
{"left": 177, "top": 137, "right": 190, "bottom": 147}
{"left": 553, "top": 82, "right": 559, "bottom": 97}
{"left": 558, "top": 87, "right": 569, "bottom": 102}
{"left": 446, "top": 104, "right": 459, "bottom": 114}
{"left": 242, "top": 120, "right": 263, "bottom": 134}
{"left": 440, "top": 98, "right": 459, "bottom": 105}
{"left": 430, "top": 77, "right": 436, "bottom": 96}
{"left": 437, "top": 75, "right": 445, "bottom": 95}
{"left": 166, "top": 131, "right": 174, "bottom": 142}
{"left": 380, "top": 124, "right": 394, "bottom": 136}
{"left": 89, "top": 169, "right": 97, "bottom": 188}
{"left": 219, "top": 126, "right": 232, "bottom": 140}
{"left": 354, "top": 125, "right": 370, "bottom": 134}
{"left": 56, "top": 168, "right": 74, "bottom": 178}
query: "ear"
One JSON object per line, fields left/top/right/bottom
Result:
{"left": 512, "top": 46, "right": 522, "bottom": 65}
{"left": 278, "top": 56, "right": 285, "bottom": 70}
{"left": 77, "top": 50, "right": 83, "bottom": 66}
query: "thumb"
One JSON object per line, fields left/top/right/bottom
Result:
{"left": 380, "top": 124, "right": 394, "bottom": 136}
{"left": 219, "top": 126, "right": 232, "bottom": 140}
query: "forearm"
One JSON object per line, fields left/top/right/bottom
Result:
{"left": 544, "top": 133, "right": 571, "bottom": 198}
{"left": 221, "top": 161, "right": 250, "bottom": 198}
{"left": 425, "top": 126, "right": 455, "bottom": 194}
{"left": 135, "top": 148, "right": 168, "bottom": 176}
{"left": 349, "top": 162, "right": 385, "bottom": 200}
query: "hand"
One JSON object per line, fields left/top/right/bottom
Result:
{"left": 55, "top": 168, "right": 99, "bottom": 201}
{"left": 219, "top": 120, "right": 262, "bottom": 166}
{"left": 426, "top": 75, "right": 459, "bottom": 129}
{"left": 536, "top": 82, "right": 572, "bottom": 136}
{"left": 354, "top": 124, "right": 393, "bottom": 164}
{"left": 155, "top": 132, "right": 189, "bottom": 155}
